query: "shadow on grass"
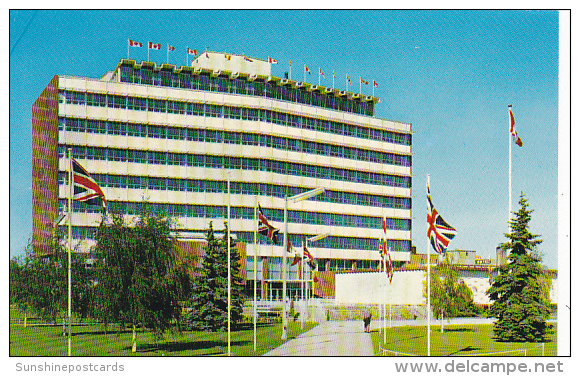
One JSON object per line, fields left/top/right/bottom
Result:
{"left": 72, "top": 329, "right": 133, "bottom": 337}
{"left": 441, "top": 327, "right": 475, "bottom": 333}
{"left": 130, "top": 339, "right": 251, "bottom": 354}
{"left": 448, "top": 346, "right": 482, "bottom": 356}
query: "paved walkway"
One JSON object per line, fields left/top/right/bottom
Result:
{"left": 263, "top": 320, "right": 374, "bottom": 356}
{"left": 263, "top": 317, "right": 507, "bottom": 356}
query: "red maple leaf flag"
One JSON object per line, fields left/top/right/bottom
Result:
{"left": 268, "top": 56, "right": 278, "bottom": 64}
{"left": 148, "top": 42, "right": 161, "bottom": 50}
{"left": 129, "top": 39, "right": 142, "bottom": 47}
{"left": 509, "top": 107, "right": 523, "bottom": 147}
{"left": 305, "top": 65, "right": 311, "bottom": 74}
{"left": 373, "top": 80, "right": 379, "bottom": 88}
{"left": 187, "top": 47, "right": 197, "bottom": 55}
{"left": 167, "top": 45, "right": 175, "bottom": 51}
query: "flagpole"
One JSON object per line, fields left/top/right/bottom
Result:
{"left": 67, "top": 148, "right": 73, "bottom": 357}
{"left": 301, "top": 241, "right": 305, "bottom": 330}
{"left": 383, "top": 253, "right": 387, "bottom": 344}
{"left": 289, "top": 61, "right": 292, "bottom": 80}
{"left": 227, "top": 172, "right": 231, "bottom": 356}
{"left": 508, "top": 104, "right": 512, "bottom": 229}
{"left": 282, "top": 196, "right": 288, "bottom": 340}
{"left": 127, "top": 39, "right": 129, "bottom": 60}
{"left": 166, "top": 44, "right": 169, "bottom": 64}
{"left": 147, "top": 43, "right": 150, "bottom": 62}
{"left": 426, "top": 174, "right": 431, "bottom": 357}
{"left": 253, "top": 195, "right": 258, "bottom": 352}
{"left": 318, "top": 70, "right": 321, "bottom": 86}
{"left": 332, "top": 71, "right": 335, "bottom": 90}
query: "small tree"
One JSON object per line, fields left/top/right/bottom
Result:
{"left": 93, "top": 208, "right": 190, "bottom": 352}
{"left": 487, "top": 193, "right": 551, "bottom": 342}
{"left": 188, "top": 222, "right": 245, "bottom": 331}
{"left": 425, "top": 253, "right": 477, "bottom": 332}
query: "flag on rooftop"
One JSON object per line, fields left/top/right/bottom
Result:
{"left": 268, "top": 56, "right": 278, "bottom": 64}
{"left": 72, "top": 159, "right": 107, "bottom": 210}
{"left": 187, "top": 47, "right": 197, "bottom": 55}
{"left": 148, "top": 42, "right": 161, "bottom": 50}
{"left": 129, "top": 39, "right": 142, "bottom": 47}
{"left": 257, "top": 204, "right": 279, "bottom": 245}
{"left": 427, "top": 179, "right": 457, "bottom": 254}
{"left": 509, "top": 107, "right": 523, "bottom": 147}
{"left": 244, "top": 55, "right": 253, "bottom": 62}
{"left": 225, "top": 53, "right": 232, "bottom": 60}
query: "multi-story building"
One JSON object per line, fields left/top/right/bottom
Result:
{"left": 32, "top": 52, "right": 413, "bottom": 300}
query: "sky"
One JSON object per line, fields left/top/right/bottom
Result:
{"left": 8, "top": 10, "right": 565, "bottom": 269}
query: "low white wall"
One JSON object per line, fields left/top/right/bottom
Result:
{"left": 335, "top": 271, "right": 558, "bottom": 305}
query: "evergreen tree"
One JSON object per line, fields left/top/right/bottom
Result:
{"left": 486, "top": 193, "right": 552, "bottom": 342}
{"left": 188, "top": 222, "right": 245, "bottom": 331}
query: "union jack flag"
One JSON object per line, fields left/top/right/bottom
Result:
{"left": 72, "top": 159, "right": 107, "bottom": 210}
{"left": 427, "top": 179, "right": 456, "bottom": 254}
{"left": 258, "top": 204, "right": 279, "bottom": 245}
{"left": 303, "top": 245, "right": 316, "bottom": 269}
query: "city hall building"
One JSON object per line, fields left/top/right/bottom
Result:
{"left": 32, "top": 52, "right": 413, "bottom": 299}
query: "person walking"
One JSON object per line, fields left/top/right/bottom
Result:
{"left": 363, "top": 307, "right": 372, "bottom": 333}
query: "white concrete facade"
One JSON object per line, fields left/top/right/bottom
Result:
{"left": 48, "top": 55, "right": 413, "bottom": 280}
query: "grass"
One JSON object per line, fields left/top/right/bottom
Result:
{"left": 370, "top": 323, "right": 557, "bottom": 356}
{"left": 9, "top": 321, "right": 317, "bottom": 356}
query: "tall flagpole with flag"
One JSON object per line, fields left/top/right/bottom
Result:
{"left": 67, "top": 148, "right": 73, "bottom": 356}
{"left": 253, "top": 196, "right": 258, "bottom": 352}
{"left": 508, "top": 105, "right": 523, "bottom": 236}
{"left": 508, "top": 105, "right": 512, "bottom": 227}
{"left": 426, "top": 174, "right": 431, "bottom": 357}
{"left": 227, "top": 172, "right": 231, "bottom": 356}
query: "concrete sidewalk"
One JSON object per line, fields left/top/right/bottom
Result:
{"left": 263, "top": 320, "right": 374, "bottom": 356}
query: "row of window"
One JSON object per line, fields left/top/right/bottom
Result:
{"left": 62, "top": 224, "right": 411, "bottom": 253}
{"left": 60, "top": 90, "right": 411, "bottom": 146}
{"left": 59, "top": 145, "right": 412, "bottom": 189}
{"left": 117, "top": 63, "right": 375, "bottom": 116}
{"left": 59, "top": 171, "right": 411, "bottom": 210}
{"left": 60, "top": 199, "right": 411, "bottom": 231}
{"left": 60, "top": 116, "right": 411, "bottom": 166}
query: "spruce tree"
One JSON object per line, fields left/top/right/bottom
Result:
{"left": 188, "top": 222, "right": 245, "bottom": 331}
{"left": 486, "top": 193, "right": 552, "bottom": 342}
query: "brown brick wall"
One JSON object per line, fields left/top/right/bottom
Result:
{"left": 32, "top": 76, "right": 59, "bottom": 256}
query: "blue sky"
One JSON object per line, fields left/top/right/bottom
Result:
{"left": 9, "top": 10, "right": 563, "bottom": 268}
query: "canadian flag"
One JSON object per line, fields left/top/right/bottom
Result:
{"left": 268, "top": 56, "right": 278, "bottom": 64}
{"left": 305, "top": 65, "right": 311, "bottom": 74}
{"left": 509, "top": 107, "right": 523, "bottom": 147}
{"left": 360, "top": 77, "right": 369, "bottom": 85}
{"left": 167, "top": 45, "right": 175, "bottom": 51}
{"left": 319, "top": 68, "right": 325, "bottom": 78}
{"left": 187, "top": 47, "right": 197, "bottom": 55}
{"left": 129, "top": 39, "right": 142, "bottom": 47}
{"left": 373, "top": 80, "right": 379, "bottom": 88}
{"left": 148, "top": 42, "right": 161, "bottom": 50}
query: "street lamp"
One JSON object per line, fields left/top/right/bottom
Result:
{"left": 282, "top": 187, "right": 325, "bottom": 339}
{"left": 301, "top": 232, "right": 329, "bottom": 329}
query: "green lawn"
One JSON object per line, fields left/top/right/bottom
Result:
{"left": 370, "top": 323, "right": 557, "bottom": 356}
{"left": 10, "top": 321, "right": 317, "bottom": 356}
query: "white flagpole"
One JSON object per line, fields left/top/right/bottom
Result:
{"left": 332, "top": 71, "right": 335, "bottom": 90}
{"left": 253, "top": 196, "right": 258, "bottom": 352}
{"left": 67, "top": 148, "right": 73, "bottom": 356}
{"left": 289, "top": 61, "right": 292, "bottom": 80}
{"left": 508, "top": 104, "right": 513, "bottom": 228}
{"left": 383, "top": 253, "right": 387, "bottom": 344}
{"left": 227, "top": 173, "right": 231, "bottom": 356}
{"left": 127, "top": 39, "right": 129, "bottom": 60}
{"left": 301, "top": 241, "right": 305, "bottom": 330}
{"left": 147, "top": 43, "right": 150, "bottom": 62}
{"left": 427, "top": 174, "right": 431, "bottom": 357}
{"left": 318, "top": 70, "right": 321, "bottom": 86}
